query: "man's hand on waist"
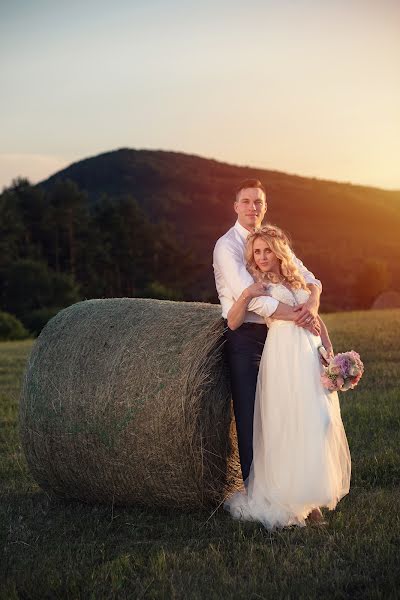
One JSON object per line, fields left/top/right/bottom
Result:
{"left": 293, "top": 296, "right": 319, "bottom": 327}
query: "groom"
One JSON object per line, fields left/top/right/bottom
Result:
{"left": 213, "top": 179, "right": 322, "bottom": 484}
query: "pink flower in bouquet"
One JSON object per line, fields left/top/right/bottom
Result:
{"left": 328, "top": 364, "right": 341, "bottom": 376}
{"left": 321, "top": 374, "right": 333, "bottom": 389}
{"left": 320, "top": 349, "right": 364, "bottom": 393}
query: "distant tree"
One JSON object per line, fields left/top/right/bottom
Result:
{"left": 0, "top": 259, "right": 80, "bottom": 321}
{"left": 92, "top": 195, "right": 155, "bottom": 296}
{"left": 353, "top": 259, "right": 390, "bottom": 309}
{"left": 150, "top": 221, "right": 199, "bottom": 294}
{"left": 0, "top": 178, "right": 56, "bottom": 268}
{"left": 47, "top": 179, "right": 90, "bottom": 279}
{"left": 91, "top": 196, "right": 200, "bottom": 299}
{"left": 0, "top": 311, "right": 30, "bottom": 341}
{"left": 22, "top": 307, "right": 62, "bottom": 336}
{"left": 141, "top": 281, "right": 182, "bottom": 301}
{"left": 8, "top": 177, "right": 49, "bottom": 257}
{"left": 0, "top": 184, "right": 30, "bottom": 267}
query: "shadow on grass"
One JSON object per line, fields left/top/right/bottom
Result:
{"left": 2, "top": 484, "right": 400, "bottom": 599}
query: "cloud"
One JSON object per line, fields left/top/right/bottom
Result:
{"left": 0, "top": 153, "right": 69, "bottom": 189}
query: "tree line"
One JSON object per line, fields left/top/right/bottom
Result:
{"left": 0, "top": 174, "right": 394, "bottom": 338}
{"left": 0, "top": 178, "right": 198, "bottom": 335}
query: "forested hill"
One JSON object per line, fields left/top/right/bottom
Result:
{"left": 40, "top": 148, "right": 400, "bottom": 312}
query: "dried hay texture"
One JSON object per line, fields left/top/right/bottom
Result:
{"left": 20, "top": 298, "right": 242, "bottom": 508}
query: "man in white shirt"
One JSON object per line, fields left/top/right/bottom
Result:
{"left": 213, "top": 179, "right": 322, "bottom": 484}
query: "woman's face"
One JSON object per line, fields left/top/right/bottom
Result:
{"left": 253, "top": 237, "right": 280, "bottom": 274}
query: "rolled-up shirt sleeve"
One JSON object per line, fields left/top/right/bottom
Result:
{"left": 290, "top": 250, "right": 322, "bottom": 291}
{"left": 213, "top": 240, "right": 279, "bottom": 318}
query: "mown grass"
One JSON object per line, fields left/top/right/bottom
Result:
{"left": 1, "top": 310, "right": 400, "bottom": 599}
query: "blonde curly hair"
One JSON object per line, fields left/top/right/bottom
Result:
{"left": 245, "top": 225, "right": 308, "bottom": 290}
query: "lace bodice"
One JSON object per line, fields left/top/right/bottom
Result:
{"left": 266, "top": 282, "right": 310, "bottom": 306}
{"left": 265, "top": 283, "right": 310, "bottom": 326}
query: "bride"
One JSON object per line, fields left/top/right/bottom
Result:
{"left": 224, "top": 225, "right": 351, "bottom": 529}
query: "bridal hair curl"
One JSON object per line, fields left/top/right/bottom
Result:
{"left": 245, "top": 225, "right": 308, "bottom": 290}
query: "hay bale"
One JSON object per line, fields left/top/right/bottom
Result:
{"left": 20, "top": 298, "right": 241, "bottom": 508}
{"left": 372, "top": 290, "right": 400, "bottom": 310}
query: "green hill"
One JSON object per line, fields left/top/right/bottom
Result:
{"left": 40, "top": 148, "right": 400, "bottom": 311}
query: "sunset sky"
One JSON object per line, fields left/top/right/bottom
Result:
{"left": 1, "top": 0, "right": 399, "bottom": 190}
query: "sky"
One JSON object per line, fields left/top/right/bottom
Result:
{"left": 1, "top": 0, "right": 399, "bottom": 190}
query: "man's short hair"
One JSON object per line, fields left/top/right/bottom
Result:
{"left": 235, "top": 179, "right": 266, "bottom": 201}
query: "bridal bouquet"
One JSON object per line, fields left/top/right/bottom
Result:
{"left": 319, "top": 349, "right": 364, "bottom": 392}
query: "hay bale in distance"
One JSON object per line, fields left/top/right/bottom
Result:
{"left": 20, "top": 298, "right": 241, "bottom": 508}
{"left": 372, "top": 290, "right": 400, "bottom": 310}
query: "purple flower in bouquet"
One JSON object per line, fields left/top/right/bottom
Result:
{"left": 320, "top": 349, "right": 364, "bottom": 392}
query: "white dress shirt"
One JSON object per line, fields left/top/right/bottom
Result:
{"left": 213, "top": 220, "right": 322, "bottom": 323}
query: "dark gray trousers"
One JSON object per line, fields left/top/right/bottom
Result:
{"left": 224, "top": 321, "right": 267, "bottom": 482}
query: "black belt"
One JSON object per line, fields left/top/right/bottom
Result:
{"left": 223, "top": 319, "right": 266, "bottom": 329}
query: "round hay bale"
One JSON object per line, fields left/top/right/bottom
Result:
{"left": 20, "top": 298, "right": 242, "bottom": 508}
{"left": 372, "top": 290, "right": 400, "bottom": 310}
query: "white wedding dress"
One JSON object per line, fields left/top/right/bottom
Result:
{"left": 224, "top": 283, "right": 351, "bottom": 529}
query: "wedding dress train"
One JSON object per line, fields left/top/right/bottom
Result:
{"left": 224, "top": 283, "right": 351, "bottom": 529}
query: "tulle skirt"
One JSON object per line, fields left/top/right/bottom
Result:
{"left": 224, "top": 321, "right": 351, "bottom": 529}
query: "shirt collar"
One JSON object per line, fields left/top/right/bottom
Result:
{"left": 234, "top": 219, "right": 253, "bottom": 242}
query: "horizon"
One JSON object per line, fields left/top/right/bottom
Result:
{"left": 1, "top": 0, "right": 399, "bottom": 191}
{"left": 3, "top": 146, "right": 400, "bottom": 194}
{"left": 8, "top": 147, "right": 400, "bottom": 193}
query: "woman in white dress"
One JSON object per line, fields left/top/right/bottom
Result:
{"left": 224, "top": 225, "right": 351, "bottom": 529}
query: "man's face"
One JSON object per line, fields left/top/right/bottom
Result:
{"left": 234, "top": 187, "right": 267, "bottom": 231}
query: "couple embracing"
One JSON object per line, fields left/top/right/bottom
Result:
{"left": 213, "top": 179, "right": 351, "bottom": 530}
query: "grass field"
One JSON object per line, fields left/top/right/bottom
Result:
{"left": 1, "top": 310, "right": 400, "bottom": 599}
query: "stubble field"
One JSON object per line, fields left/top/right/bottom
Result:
{"left": 1, "top": 309, "right": 400, "bottom": 599}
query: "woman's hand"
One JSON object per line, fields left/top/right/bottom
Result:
{"left": 243, "top": 282, "right": 269, "bottom": 300}
{"left": 325, "top": 345, "right": 334, "bottom": 361}
{"left": 228, "top": 282, "right": 270, "bottom": 331}
{"left": 293, "top": 297, "right": 319, "bottom": 326}
{"left": 319, "top": 344, "right": 334, "bottom": 366}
